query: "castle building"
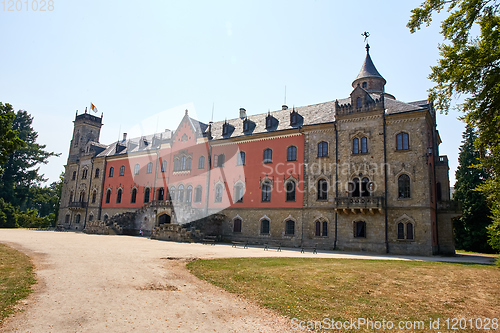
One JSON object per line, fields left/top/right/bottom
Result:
{"left": 58, "top": 46, "right": 459, "bottom": 255}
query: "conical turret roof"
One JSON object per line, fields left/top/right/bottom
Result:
{"left": 355, "top": 44, "right": 385, "bottom": 81}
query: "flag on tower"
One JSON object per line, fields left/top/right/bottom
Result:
{"left": 90, "top": 103, "right": 98, "bottom": 113}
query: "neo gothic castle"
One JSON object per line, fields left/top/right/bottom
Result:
{"left": 58, "top": 46, "right": 459, "bottom": 255}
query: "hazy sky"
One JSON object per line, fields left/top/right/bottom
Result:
{"left": 0, "top": 0, "right": 465, "bottom": 185}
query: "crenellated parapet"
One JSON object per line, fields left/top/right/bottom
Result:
{"left": 335, "top": 92, "right": 385, "bottom": 117}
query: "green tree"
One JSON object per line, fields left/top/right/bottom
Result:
{"left": 453, "top": 125, "right": 493, "bottom": 252}
{"left": 0, "top": 103, "right": 24, "bottom": 172}
{"left": 408, "top": 0, "right": 500, "bottom": 252}
{"left": 0, "top": 110, "right": 59, "bottom": 208}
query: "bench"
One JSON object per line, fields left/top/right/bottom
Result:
{"left": 202, "top": 235, "right": 217, "bottom": 245}
{"left": 231, "top": 241, "right": 248, "bottom": 249}
{"left": 264, "top": 242, "right": 281, "bottom": 252}
{"left": 301, "top": 243, "right": 318, "bottom": 254}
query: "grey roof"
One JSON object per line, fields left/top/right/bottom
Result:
{"left": 385, "top": 98, "right": 428, "bottom": 114}
{"left": 96, "top": 131, "right": 172, "bottom": 157}
{"left": 355, "top": 48, "right": 385, "bottom": 82}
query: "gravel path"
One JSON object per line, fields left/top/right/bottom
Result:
{"left": 0, "top": 229, "right": 494, "bottom": 332}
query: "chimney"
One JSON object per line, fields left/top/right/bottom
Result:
{"left": 282, "top": 105, "right": 288, "bottom": 110}
{"left": 239, "top": 108, "right": 246, "bottom": 118}
{"left": 122, "top": 133, "right": 127, "bottom": 141}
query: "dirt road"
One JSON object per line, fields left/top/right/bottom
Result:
{"left": 0, "top": 230, "right": 493, "bottom": 332}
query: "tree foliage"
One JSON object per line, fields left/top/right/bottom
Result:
{"left": 0, "top": 103, "right": 24, "bottom": 171}
{"left": 408, "top": 0, "right": 500, "bottom": 252}
{"left": 0, "top": 110, "right": 59, "bottom": 208}
{"left": 453, "top": 126, "right": 493, "bottom": 252}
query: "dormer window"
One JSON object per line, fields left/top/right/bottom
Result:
{"left": 265, "top": 114, "right": 273, "bottom": 129}
{"left": 290, "top": 109, "right": 299, "bottom": 126}
{"left": 362, "top": 82, "right": 367, "bottom": 88}
{"left": 243, "top": 118, "right": 250, "bottom": 132}
{"left": 222, "top": 122, "right": 229, "bottom": 135}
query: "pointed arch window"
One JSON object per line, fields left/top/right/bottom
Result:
{"left": 105, "top": 189, "right": 111, "bottom": 204}
{"left": 260, "top": 219, "right": 270, "bottom": 234}
{"left": 233, "top": 218, "right": 242, "bottom": 233}
{"left": 92, "top": 190, "right": 97, "bottom": 204}
{"left": 157, "top": 187, "right": 164, "bottom": 200}
{"left": 398, "top": 174, "right": 411, "bottom": 198}
{"left": 69, "top": 191, "right": 74, "bottom": 203}
{"left": 315, "top": 221, "right": 328, "bottom": 237}
{"left": 353, "top": 138, "right": 359, "bottom": 154}
{"left": 194, "top": 186, "right": 202, "bottom": 202}
{"left": 116, "top": 189, "right": 122, "bottom": 204}
{"left": 82, "top": 169, "right": 88, "bottom": 179}
{"left": 186, "top": 185, "right": 193, "bottom": 204}
{"left": 286, "top": 180, "right": 296, "bottom": 202}
{"left": 397, "top": 221, "right": 414, "bottom": 240}
{"left": 131, "top": 188, "right": 137, "bottom": 203}
{"left": 285, "top": 220, "right": 295, "bottom": 235}
{"left": 174, "top": 158, "right": 180, "bottom": 171}
{"left": 234, "top": 183, "right": 244, "bottom": 203}
{"left": 317, "top": 179, "right": 328, "bottom": 200}
{"left": 95, "top": 168, "right": 100, "bottom": 178}
{"left": 144, "top": 188, "right": 150, "bottom": 203}
{"left": 318, "top": 141, "right": 328, "bottom": 157}
{"left": 261, "top": 181, "right": 271, "bottom": 202}
{"left": 169, "top": 187, "right": 176, "bottom": 201}
{"left": 215, "top": 184, "right": 223, "bottom": 203}
{"left": 361, "top": 137, "right": 368, "bottom": 153}
{"left": 177, "top": 185, "right": 184, "bottom": 202}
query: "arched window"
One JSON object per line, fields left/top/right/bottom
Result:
{"left": 317, "top": 179, "right": 328, "bottom": 200}
{"left": 234, "top": 183, "right": 244, "bottom": 203}
{"left": 116, "top": 189, "right": 122, "bottom": 204}
{"left": 361, "top": 137, "right": 368, "bottom": 153}
{"left": 237, "top": 151, "right": 245, "bottom": 166}
{"left": 131, "top": 188, "right": 137, "bottom": 203}
{"left": 82, "top": 169, "right": 88, "bottom": 179}
{"left": 407, "top": 223, "right": 414, "bottom": 240}
{"left": 119, "top": 165, "right": 125, "bottom": 176}
{"left": 233, "top": 218, "right": 242, "bottom": 233}
{"left": 287, "top": 146, "right": 297, "bottom": 161}
{"left": 286, "top": 181, "right": 296, "bottom": 202}
{"left": 186, "top": 185, "right": 193, "bottom": 204}
{"left": 134, "top": 164, "right": 140, "bottom": 175}
{"left": 362, "top": 81, "right": 367, "bottom": 88}
{"left": 95, "top": 168, "right": 100, "bottom": 178}
{"left": 92, "top": 190, "right": 97, "bottom": 204}
{"left": 361, "top": 177, "right": 370, "bottom": 197}
{"left": 353, "top": 138, "right": 359, "bottom": 154}
{"left": 65, "top": 214, "right": 70, "bottom": 224}
{"left": 198, "top": 156, "right": 205, "bottom": 169}
{"left": 315, "top": 221, "right": 328, "bottom": 237}
{"left": 318, "top": 141, "right": 328, "bottom": 157}
{"left": 144, "top": 188, "right": 150, "bottom": 203}
{"left": 181, "top": 156, "right": 186, "bottom": 170}
{"left": 398, "top": 174, "right": 411, "bottom": 198}
{"left": 263, "top": 148, "right": 272, "bottom": 163}
{"left": 147, "top": 162, "right": 153, "bottom": 174}
{"left": 285, "top": 220, "right": 295, "bottom": 235}
{"left": 177, "top": 185, "right": 184, "bottom": 202}
{"left": 161, "top": 160, "right": 167, "bottom": 172}
{"left": 354, "top": 221, "right": 366, "bottom": 238}
{"left": 397, "top": 222, "right": 405, "bottom": 240}
{"left": 396, "top": 132, "right": 410, "bottom": 150}
{"left": 88, "top": 214, "right": 94, "bottom": 221}
{"left": 215, "top": 184, "right": 223, "bottom": 203}
{"left": 75, "top": 214, "right": 81, "bottom": 224}
{"left": 169, "top": 187, "right": 176, "bottom": 201}
{"left": 159, "top": 214, "right": 171, "bottom": 225}
{"left": 186, "top": 157, "right": 192, "bottom": 170}
{"left": 261, "top": 181, "right": 271, "bottom": 202}
{"left": 69, "top": 191, "right": 74, "bottom": 203}
{"left": 194, "top": 186, "right": 202, "bottom": 202}
{"left": 260, "top": 219, "right": 270, "bottom": 234}
{"left": 109, "top": 167, "right": 114, "bottom": 177}
{"left": 72, "top": 171, "right": 76, "bottom": 180}
{"left": 105, "top": 189, "right": 111, "bottom": 204}
{"left": 356, "top": 97, "right": 362, "bottom": 108}
{"left": 157, "top": 187, "right": 164, "bottom": 201}
{"left": 79, "top": 191, "right": 85, "bottom": 202}
{"left": 174, "top": 159, "right": 180, "bottom": 171}
{"left": 352, "top": 178, "right": 360, "bottom": 197}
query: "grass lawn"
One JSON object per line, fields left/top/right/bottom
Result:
{"left": 188, "top": 258, "right": 499, "bottom": 331}
{"left": 0, "top": 243, "right": 35, "bottom": 323}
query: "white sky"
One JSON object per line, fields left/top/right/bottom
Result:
{"left": 0, "top": 0, "right": 464, "bottom": 185}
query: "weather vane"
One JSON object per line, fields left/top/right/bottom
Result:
{"left": 361, "top": 31, "right": 370, "bottom": 43}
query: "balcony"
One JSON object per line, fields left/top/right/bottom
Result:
{"left": 68, "top": 201, "right": 88, "bottom": 209}
{"left": 334, "top": 196, "right": 384, "bottom": 214}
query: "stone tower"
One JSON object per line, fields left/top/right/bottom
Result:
{"left": 68, "top": 110, "right": 103, "bottom": 163}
